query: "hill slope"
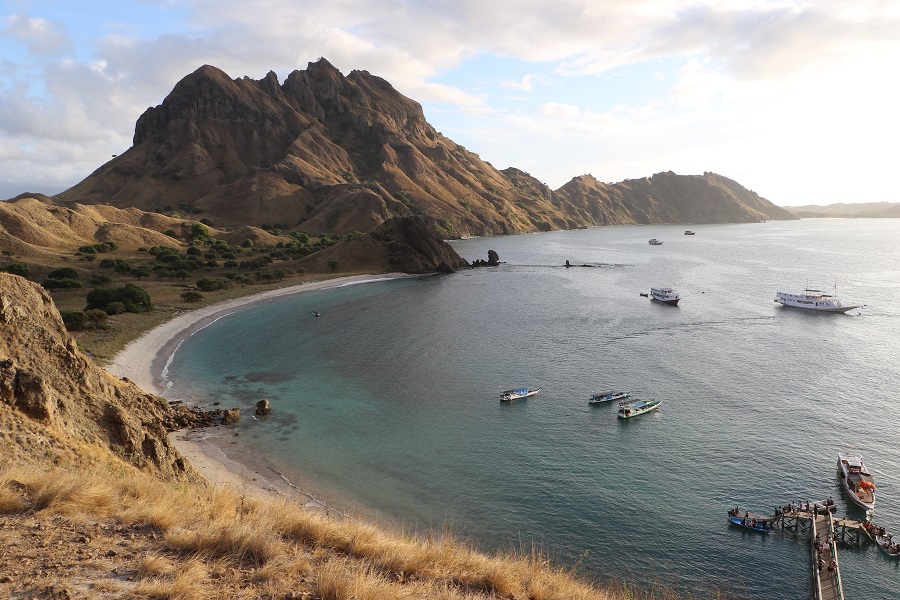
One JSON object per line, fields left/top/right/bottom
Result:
{"left": 55, "top": 60, "right": 795, "bottom": 235}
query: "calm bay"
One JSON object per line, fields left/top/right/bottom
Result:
{"left": 163, "top": 219, "right": 899, "bottom": 598}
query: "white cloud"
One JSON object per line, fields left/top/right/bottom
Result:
{"left": 2, "top": 14, "right": 72, "bottom": 57}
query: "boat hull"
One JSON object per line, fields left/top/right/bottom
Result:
{"left": 589, "top": 391, "right": 630, "bottom": 404}
{"left": 775, "top": 291, "right": 858, "bottom": 313}
{"left": 651, "top": 298, "right": 679, "bottom": 306}
{"left": 837, "top": 454, "right": 876, "bottom": 510}
{"left": 874, "top": 534, "right": 900, "bottom": 558}
{"left": 727, "top": 516, "right": 772, "bottom": 533}
{"left": 500, "top": 388, "right": 540, "bottom": 402}
{"left": 617, "top": 400, "right": 661, "bottom": 418}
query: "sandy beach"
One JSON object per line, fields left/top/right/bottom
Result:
{"left": 106, "top": 273, "right": 404, "bottom": 503}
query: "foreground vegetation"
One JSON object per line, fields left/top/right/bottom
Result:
{"left": 0, "top": 462, "right": 731, "bottom": 600}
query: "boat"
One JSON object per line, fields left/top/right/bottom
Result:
{"left": 650, "top": 287, "right": 680, "bottom": 306}
{"left": 837, "top": 452, "right": 876, "bottom": 510}
{"left": 589, "top": 390, "right": 630, "bottom": 404}
{"left": 499, "top": 387, "right": 540, "bottom": 402}
{"left": 617, "top": 399, "right": 661, "bottom": 418}
{"left": 727, "top": 516, "right": 773, "bottom": 533}
{"left": 312, "top": 311, "right": 320, "bottom": 317}
{"left": 774, "top": 286, "right": 859, "bottom": 313}
{"left": 863, "top": 522, "right": 900, "bottom": 558}
{"left": 684, "top": 230, "right": 696, "bottom": 235}
{"left": 648, "top": 238, "right": 663, "bottom": 245}
{"left": 639, "top": 292, "right": 649, "bottom": 297}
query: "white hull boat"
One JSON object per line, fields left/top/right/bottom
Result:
{"left": 500, "top": 387, "right": 540, "bottom": 402}
{"left": 774, "top": 288, "right": 858, "bottom": 313}
{"left": 650, "top": 287, "right": 680, "bottom": 306}
{"left": 837, "top": 452, "right": 875, "bottom": 510}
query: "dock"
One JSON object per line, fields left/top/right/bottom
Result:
{"left": 733, "top": 501, "right": 870, "bottom": 600}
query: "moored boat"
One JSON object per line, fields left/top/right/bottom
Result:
{"left": 837, "top": 452, "right": 876, "bottom": 509}
{"left": 650, "top": 287, "right": 680, "bottom": 306}
{"left": 863, "top": 522, "right": 900, "bottom": 558}
{"left": 774, "top": 287, "right": 859, "bottom": 313}
{"left": 589, "top": 390, "right": 630, "bottom": 404}
{"left": 727, "top": 516, "right": 773, "bottom": 533}
{"left": 648, "top": 238, "right": 663, "bottom": 245}
{"left": 617, "top": 399, "right": 661, "bottom": 418}
{"left": 500, "top": 387, "right": 540, "bottom": 402}
{"left": 684, "top": 230, "right": 696, "bottom": 235}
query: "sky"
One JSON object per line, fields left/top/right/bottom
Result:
{"left": 2, "top": 1, "right": 899, "bottom": 207}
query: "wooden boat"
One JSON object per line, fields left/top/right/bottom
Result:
{"left": 837, "top": 452, "right": 875, "bottom": 509}
{"left": 589, "top": 390, "right": 630, "bottom": 404}
{"left": 500, "top": 387, "right": 540, "bottom": 402}
{"left": 650, "top": 287, "right": 680, "bottom": 306}
{"left": 617, "top": 399, "right": 661, "bottom": 418}
{"left": 863, "top": 522, "right": 900, "bottom": 558}
{"left": 727, "top": 516, "right": 773, "bottom": 533}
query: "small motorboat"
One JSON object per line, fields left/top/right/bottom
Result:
{"left": 684, "top": 230, "right": 696, "bottom": 235}
{"left": 639, "top": 292, "right": 649, "bottom": 297}
{"left": 727, "top": 516, "right": 773, "bottom": 533}
{"left": 863, "top": 522, "right": 900, "bottom": 558}
{"left": 500, "top": 387, "right": 540, "bottom": 402}
{"left": 312, "top": 311, "right": 320, "bottom": 317}
{"left": 617, "top": 399, "right": 661, "bottom": 418}
{"left": 589, "top": 390, "right": 630, "bottom": 404}
{"left": 648, "top": 238, "right": 663, "bottom": 245}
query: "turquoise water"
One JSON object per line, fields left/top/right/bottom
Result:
{"left": 164, "top": 220, "right": 900, "bottom": 597}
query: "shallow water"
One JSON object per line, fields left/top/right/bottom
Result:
{"left": 164, "top": 219, "right": 900, "bottom": 597}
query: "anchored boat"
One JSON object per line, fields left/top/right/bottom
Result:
{"left": 774, "top": 286, "right": 859, "bottom": 313}
{"left": 589, "top": 390, "right": 630, "bottom": 404}
{"left": 617, "top": 399, "right": 661, "bottom": 419}
{"left": 650, "top": 287, "right": 680, "bottom": 306}
{"left": 648, "top": 238, "right": 663, "bottom": 245}
{"left": 500, "top": 387, "right": 540, "bottom": 402}
{"left": 837, "top": 452, "right": 875, "bottom": 510}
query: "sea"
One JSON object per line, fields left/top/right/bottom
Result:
{"left": 162, "top": 219, "right": 900, "bottom": 598}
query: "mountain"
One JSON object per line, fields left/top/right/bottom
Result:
{"left": 56, "top": 60, "right": 796, "bottom": 236}
{"left": 784, "top": 202, "right": 900, "bottom": 218}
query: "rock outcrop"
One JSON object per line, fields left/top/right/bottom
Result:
{"left": 53, "top": 60, "right": 796, "bottom": 236}
{"left": 0, "top": 273, "right": 198, "bottom": 481}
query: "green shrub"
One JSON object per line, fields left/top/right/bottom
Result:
{"left": 60, "top": 310, "right": 89, "bottom": 331}
{"left": 196, "top": 277, "right": 231, "bottom": 292}
{"left": 41, "top": 278, "right": 84, "bottom": 291}
{"left": 85, "top": 284, "right": 152, "bottom": 314}
{"left": 48, "top": 267, "right": 79, "bottom": 280}
{"left": 1, "top": 263, "right": 30, "bottom": 277}
{"left": 181, "top": 291, "right": 204, "bottom": 303}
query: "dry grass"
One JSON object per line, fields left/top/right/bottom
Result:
{"left": 0, "top": 462, "right": 740, "bottom": 600}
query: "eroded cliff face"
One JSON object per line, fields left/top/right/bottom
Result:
{"left": 0, "top": 273, "right": 197, "bottom": 480}
{"left": 56, "top": 59, "right": 796, "bottom": 237}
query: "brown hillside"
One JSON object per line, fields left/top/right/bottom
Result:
{"left": 54, "top": 60, "right": 794, "bottom": 236}
{"left": 0, "top": 273, "right": 198, "bottom": 481}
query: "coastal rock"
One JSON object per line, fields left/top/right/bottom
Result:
{"left": 222, "top": 408, "right": 241, "bottom": 424}
{"left": 471, "top": 249, "right": 500, "bottom": 268}
{"left": 255, "top": 399, "right": 271, "bottom": 415}
{"left": 0, "top": 272, "right": 200, "bottom": 481}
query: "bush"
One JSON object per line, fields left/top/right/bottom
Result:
{"left": 181, "top": 291, "right": 204, "bottom": 303}
{"left": 1, "top": 263, "right": 30, "bottom": 277}
{"left": 41, "top": 278, "right": 84, "bottom": 291}
{"left": 85, "top": 284, "right": 153, "bottom": 314}
{"left": 196, "top": 277, "right": 231, "bottom": 292}
{"left": 60, "top": 310, "right": 89, "bottom": 331}
{"left": 88, "top": 274, "right": 112, "bottom": 286}
{"left": 48, "top": 267, "right": 79, "bottom": 280}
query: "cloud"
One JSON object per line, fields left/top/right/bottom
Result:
{"left": 2, "top": 14, "right": 72, "bottom": 57}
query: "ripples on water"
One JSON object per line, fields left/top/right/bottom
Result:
{"left": 165, "top": 220, "right": 900, "bottom": 598}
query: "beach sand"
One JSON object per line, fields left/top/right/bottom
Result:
{"left": 106, "top": 274, "right": 404, "bottom": 505}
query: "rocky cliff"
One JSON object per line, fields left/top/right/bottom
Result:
{"left": 56, "top": 60, "right": 796, "bottom": 236}
{"left": 0, "top": 273, "right": 197, "bottom": 480}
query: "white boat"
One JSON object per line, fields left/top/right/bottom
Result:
{"left": 774, "top": 287, "right": 858, "bottom": 313}
{"left": 648, "top": 238, "right": 663, "bottom": 245}
{"left": 617, "top": 399, "right": 661, "bottom": 418}
{"left": 589, "top": 390, "right": 630, "bottom": 404}
{"left": 500, "top": 387, "right": 540, "bottom": 402}
{"left": 684, "top": 230, "right": 695, "bottom": 235}
{"left": 837, "top": 452, "right": 875, "bottom": 510}
{"left": 650, "top": 286, "right": 680, "bottom": 306}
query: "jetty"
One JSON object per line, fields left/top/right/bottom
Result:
{"left": 732, "top": 500, "right": 873, "bottom": 600}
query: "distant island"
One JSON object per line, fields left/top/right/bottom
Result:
{"left": 781, "top": 202, "right": 900, "bottom": 219}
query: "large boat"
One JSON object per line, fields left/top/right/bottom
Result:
{"left": 837, "top": 452, "right": 876, "bottom": 509}
{"left": 617, "top": 399, "right": 661, "bottom": 418}
{"left": 774, "top": 287, "right": 859, "bottom": 313}
{"left": 589, "top": 390, "right": 630, "bottom": 404}
{"left": 499, "top": 387, "right": 540, "bottom": 402}
{"left": 650, "top": 287, "right": 680, "bottom": 306}
{"left": 648, "top": 238, "right": 663, "bottom": 245}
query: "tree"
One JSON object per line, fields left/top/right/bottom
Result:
{"left": 181, "top": 291, "right": 204, "bottom": 303}
{"left": 1, "top": 263, "right": 30, "bottom": 277}
{"left": 85, "top": 284, "right": 152, "bottom": 314}
{"left": 48, "top": 267, "right": 79, "bottom": 280}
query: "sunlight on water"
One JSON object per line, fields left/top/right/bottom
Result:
{"left": 165, "top": 220, "right": 900, "bottom": 598}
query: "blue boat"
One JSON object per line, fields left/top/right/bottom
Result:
{"left": 727, "top": 516, "right": 773, "bottom": 533}
{"left": 589, "top": 390, "right": 630, "bottom": 404}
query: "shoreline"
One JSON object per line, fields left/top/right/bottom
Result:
{"left": 106, "top": 273, "right": 407, "bottom": 502}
